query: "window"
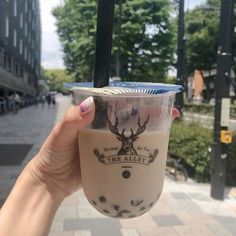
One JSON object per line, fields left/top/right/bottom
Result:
{"left": 24, "top": 47, "right": 27, "bottom": 60}
{"left": 29, "top": 31, "right": 31, "bottom": 43}
{"left": 24, "top": 23, "right": 28, "bottom": 36}
{"left": 28, "top": 53, "right": 31, "bottom": 64}
{"left": 32, "top": 0, "right": 35, "bottom": 11}
{"left": 5, "top": 17, "right": 9, "bottom": 37}
{"left": 25, "top": 1, "right": 28, "bottom": 13}
{"left": 13, "top": 30, "right": 17, "bottom": 47}
{"left": 20, "top": 39, "right": 23, "bottom": 54}
{"left": 20, "top": 13, "right": 23, "bottom": 28}
{"left": 14, "top": 0, "right": 17, "bottom": 17}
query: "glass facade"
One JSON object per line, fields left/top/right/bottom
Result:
{"left": 0, "top": 0, "right": 41, "bottom": 96}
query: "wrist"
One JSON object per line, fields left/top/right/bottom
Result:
{"left": 24, "top": 158, "right": 66, "bottom": 203}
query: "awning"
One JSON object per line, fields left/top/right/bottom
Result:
{"left": 0, "top": 68, "right": 36, "bottom": 96}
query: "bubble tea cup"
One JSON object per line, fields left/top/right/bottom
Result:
{"left": 70, "top": 82, "right": 182, "bottom": 219}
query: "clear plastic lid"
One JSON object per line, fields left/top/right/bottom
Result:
{"left": 65, "top": 82, "right": 183, "bottom": 96}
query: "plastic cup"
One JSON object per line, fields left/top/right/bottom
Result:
{"left": 70, "top": 83, "right": 181, "bottom": 219}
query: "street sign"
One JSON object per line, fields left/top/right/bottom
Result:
{"left": 220, "top": 130, "right": 233, "bottom": 144}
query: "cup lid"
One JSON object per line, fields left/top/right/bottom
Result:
{"left": 65, "top": 82, "right": 183, "bottom": 96}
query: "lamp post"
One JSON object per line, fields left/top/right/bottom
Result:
{"left": 175, "top": 0, "right": 185, "bottom": 112}
{"left": 115, "top": 0, "right": 122, "bottom": 79}
{"left": 210, "top": 0, "right": 234, "bottom": 200}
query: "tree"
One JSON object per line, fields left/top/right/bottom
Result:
{"left": 53, "top": 0, "right": 175, "bottom": 82}
{"left": 53, "top": 1, "right": 97, "bottom": 82}
{"left": 185, "top": 0, "right": 220, "bottom": 74}
{"left": 42, "top": 69, "right": 74, "bottom": 94}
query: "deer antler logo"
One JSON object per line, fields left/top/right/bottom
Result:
{"left": 93, "top": 114, "right": 159, "bottom": 166}
{"left": 107, "top": 115, "right": 149, "bottom": 155}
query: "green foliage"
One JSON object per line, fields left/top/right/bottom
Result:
{"left": 169, "top": 121, "right": 212, "bottom": 182}
{"left": 53, "top": 0, "right": 175, "bottom": 82}
{"left": 42, "top": 69, "right": 74, "bottom": 94}
{"left": 169, "top": 121, "right": 236, "bottom": 185}
{"left": 185, "top": 0, "right": 220, "bottom": 73}
{"left": 53, "top": 1, "right": 97, "bottom": 82}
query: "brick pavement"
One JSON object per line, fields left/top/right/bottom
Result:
{"left": 0, "top": 95, "right": 236, "bottom": 236}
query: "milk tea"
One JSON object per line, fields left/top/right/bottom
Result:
{"left": 79, "top": 128, "right": 169, "bottom": 218}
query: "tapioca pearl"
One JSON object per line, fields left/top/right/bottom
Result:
{"left": 116, "top": 209, "right": 131, "bottom": 218}
{"left": 102, "top": 209, "right": 110, "bottom": 214}
{"left": 148, "top": 202, "right": 154, "bottom": 208}
{"left": 99, "top": 196, "right": 106, "bottom": 203}
{"left": 92, "top": 200, "right": 97, "bottom": 206}
{"left": 131, "top": 200, "right": 144, "bottom": 206}
{"left": 113, "top": 204, "right": 120, "bottom": 211}
{"left": 140, "top": 206, "right": 146, "bottom": 211}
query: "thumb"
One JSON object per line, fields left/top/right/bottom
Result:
{"left": 43, "top": 96, "right": 95, "bottom": 150}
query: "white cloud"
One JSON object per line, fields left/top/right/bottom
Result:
{"left": 40, "top": 0, "right": 65, "bottom": 69}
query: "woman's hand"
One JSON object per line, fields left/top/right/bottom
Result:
{"left": 27, "top": 96, "right": 95, "bottom": 198}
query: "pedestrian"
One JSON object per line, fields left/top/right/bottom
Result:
{"left": 15, "top": 93, "right": 21, "bottom": 112}
{"left": 0, "top": 97, "right": 95, "bottom": 236}
{"left": 11, "top": 92, "right": 21, "bottom": 114}
{"left": 10, "top": 92, "right": 16, "bottom": 114}
{"left": 52, "top": 95, "right": 56, "bottom": 106}
{"left": 46, "top": 94, "right": 51, "bottom": 106}
{"left": 40, "top": 94, "right": 46, "bottom": 107}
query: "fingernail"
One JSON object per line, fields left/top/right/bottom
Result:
{"left": 79, "top": 97, "right": 94, "bottom": 115}
{"left": 172, "top": 107, "right": 180, "bottom": 120}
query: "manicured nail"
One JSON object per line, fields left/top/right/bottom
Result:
{"left": 172, "top": 107, "right": 180, "bottom": 120}
{"left": 79, "top": 97, "right": 94, "bottom": 115}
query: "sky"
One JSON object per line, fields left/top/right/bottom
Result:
{"left": 40, "top": 0, "right": 207, "bottom": 69}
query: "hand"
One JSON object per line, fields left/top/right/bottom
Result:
{"left": 26, "top": 96, "right": 95, "bottom": 198}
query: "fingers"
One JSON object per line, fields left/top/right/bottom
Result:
{"left": 43, "top": 97, "right": 95, "bottom": 149}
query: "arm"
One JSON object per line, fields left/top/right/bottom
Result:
{"left": 0, "top": 96, "right": 95, "bottom": 236}
{"left": 0, "top": 167, "right": 64, "bottom": 236}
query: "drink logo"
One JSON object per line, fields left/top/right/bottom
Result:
{"left": 93, "top": 115, "right": 159, "bottom": 165}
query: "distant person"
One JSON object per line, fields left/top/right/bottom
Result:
{"left": 46, "top": 94, "right": 51, "bottom": 106}
{"left": 52, "top": 95, "right": 56, "bottom": 106}
{"left": 15, "top": 93, "right": 21, "bottom": 113}
{"left": 40, "top": 95, "right": 46, "bottom": 107}
{"left": 10, "top": 92, "right": 19, "bottom": 114}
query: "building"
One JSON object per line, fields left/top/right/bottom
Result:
{"left": 0, "top": 0, "right": 41, "bottom": 98}
{"left": 187, "top": 69, "right": 236, "bottom": 104}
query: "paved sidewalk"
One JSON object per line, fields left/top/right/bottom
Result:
{"left": 184, "top": 112, "right": 236, "bottom": 131}
{"left": 0, "top": 95, "right": 235, "bottom": 236}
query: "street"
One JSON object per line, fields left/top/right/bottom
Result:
{"left": 0, "top": 95, "right": 236, "bottom": 236}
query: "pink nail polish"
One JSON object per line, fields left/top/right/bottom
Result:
{"left": 79, "top": 97, "right": 94, "bottom": 115}
{"left": 172, "top": 107, "right": 180, "bottom": 120}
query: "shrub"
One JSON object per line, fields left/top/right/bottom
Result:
{"left": 169, "top": 121, "right": 236, "bottom": 185}
{"left": 169, "top": 121, "right": 212, "bottom": 182}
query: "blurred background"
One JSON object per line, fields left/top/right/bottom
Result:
{"left": 0, "top": 0, "right": 235, "bottom": 235}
